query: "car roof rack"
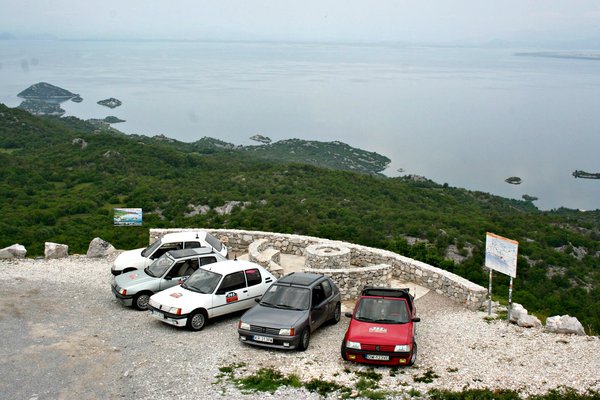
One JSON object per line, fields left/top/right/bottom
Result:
{"left": 278, "top": 272, "right": 323, "bottom": 286}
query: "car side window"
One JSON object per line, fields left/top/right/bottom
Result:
{"left": 200, "top": 256, "right": 217, "bottom": 266}
{"left": 245, "top": 268, "right": 262, "bottom": 287}
{"left": 152, "top": 242, "right": 183, "bottom": 259}
{"left": 166, "top": 260, "right": 191, "bottom": 279}
{"left": 312, "top": 283, "right": 326, "bottom": 307}
{"left": 218, "top": 271, "right": 246, "bottom": 293}
{"left": 184, "top": 241, "right": 201, "bottom": 249}
{"left": 322, "top": 279, "right": 333, "bottom": 298}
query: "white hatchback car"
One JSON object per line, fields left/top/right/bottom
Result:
{"left": 147, "top": 260, "right": 276, "bottom": 331}
{"left": 111, "top": 231, "right": 228, "bottom": 276}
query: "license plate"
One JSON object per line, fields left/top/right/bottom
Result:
{"left": 366, "top": 354, "right": 389, "bottom": 361}
{"left": 253, "top": 335, "right": 274, "bottom": 343}
{"left": 149, "top": 309, "right": 165, "bottom": 318}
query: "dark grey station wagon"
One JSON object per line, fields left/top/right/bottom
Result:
{"left": 237, "top": 272, "right": 341, "bottom": 351}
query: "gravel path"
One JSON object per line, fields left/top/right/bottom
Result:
{"left": 0, "top": 255, "right": 598, "bottom": 399}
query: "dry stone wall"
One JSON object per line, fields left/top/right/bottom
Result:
{"left": 151, "top": 228, "right": 487, "bottom": 309}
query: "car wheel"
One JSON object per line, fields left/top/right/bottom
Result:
{"left": 407, "top": 342, "right": 418, "bottom": 366}
{"left": 187, "top": 310, "right": 207, "bottom": 331}
{"left": 298, "top": 328, "right": 310, "bottom": 351}
{"left": 340, "top": 341, "right": 348, "bottom": 361}
{"left": 331, "top": 302, "right": 341, "bottom": 324}
{"left": 133, "top": 293, "right": 150, "bottom": 311}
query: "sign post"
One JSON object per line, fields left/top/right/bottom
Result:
{"left": 484, "top": 232, "right": 518, "bottom": 319}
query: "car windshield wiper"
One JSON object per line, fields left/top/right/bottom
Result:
{"left": 260, "top": 301, "right": 276, "bottom": 308}
{"left": 276, "top": 304, "right": 303, "bottom": 311}
{"left": 357, "top": 316, "right": 376, "bottom": 322}
{"left": 144, "top": 267, "right": 155, "bottom": 277}
{"left": 374, "top": 318, "right": 400, "bottom": 324}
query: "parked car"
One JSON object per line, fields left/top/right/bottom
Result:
{"left": 111, "top": 231, "right": 228, "bottom": 275}
{"left": 147, "top": 260, "right": 276, "bottom": 331}
{"left": 237, "top": 272, "right": 341, "bottom": 351}
{"left": 341, "top": 287, "right": 420, "bottom": 366}
{"left": 111, "top": 247, "right": 227, "bottom": 310}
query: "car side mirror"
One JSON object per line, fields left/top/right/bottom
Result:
{"left": 344, "top": 312, "right": 353, "bottom": 318}
{"left": 412, "top": 317, "right": 421, "bottom": 323}
{"left": 255, "top": 298, "right": 260, "bottom": 303}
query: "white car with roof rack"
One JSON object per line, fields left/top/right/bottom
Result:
{"left": 111, "top": 231, "right": 227, "bottom": 276}
{"left": 147, "top": 259, "right": 276, "bottom": 331}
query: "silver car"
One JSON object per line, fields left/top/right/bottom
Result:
{"left": 111, "top": 247, "right": 227, "bottom": 310}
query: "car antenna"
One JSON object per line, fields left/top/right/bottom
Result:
{"left": 195, "top": 232, "right": 199, "bottom": 239}
{"left": 234, "top": 253, "right": 237, "bottom": 261}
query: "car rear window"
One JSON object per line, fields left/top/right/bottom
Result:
{"left": 204, "top": 233, "right": 223, "bottom": 252}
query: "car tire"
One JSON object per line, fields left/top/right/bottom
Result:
{"left": 187, "top": 310, "right": 207, "bottom": 331}
{"left": 133, "top": 293, "right": 150, "bottom": 311}
{"left": 407, "top": 341, "right": 417, "bottom": 366}
{"left": 330, "top": 302, "right": 341, "bottom": 324}
{"left": 298, "top": 328, "right": 310, "bottom": 351}
{"left": 340, "top": 341, "right": 348, "bottom": 361}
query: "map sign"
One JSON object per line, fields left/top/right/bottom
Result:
{"left": 485, "top": 232, "right": 518, "bottom": 278}
{"left": 114, "top": 208, "right": 142, "bottom": 226}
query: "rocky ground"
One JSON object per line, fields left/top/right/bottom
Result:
{"left": 0, "top": 255, "right": 598, "bottom": 400}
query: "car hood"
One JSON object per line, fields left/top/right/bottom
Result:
{"left": 346, "top": 320, "right": 413, "bottom": 345}
{"left": 113, "top": 248, "right": 145, "bottom": 270}
{"left": 241, "top": 304, "right": 306, "bottom": 328}
{"left": 115, "top": 270, "right": 155, "bottom": 289}
{"left": 149, "top": 285, "right": 211, "bottom": 312}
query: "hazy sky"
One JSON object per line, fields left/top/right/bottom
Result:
{"left": 2, "top": 0, "right": 600, "bottom": 45}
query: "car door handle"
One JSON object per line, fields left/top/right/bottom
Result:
{"left": 243, "top": 290, "right": 248, "bottom": 293}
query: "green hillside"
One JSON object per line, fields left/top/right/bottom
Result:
{"left": 0, "top": 104, "right": 598, "bottom": 334}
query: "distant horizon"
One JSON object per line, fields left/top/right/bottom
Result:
{"left": 2, "top": 33, "right": 600, "bottom": 51}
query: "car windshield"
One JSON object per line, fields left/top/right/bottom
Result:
{"left": 146, "top": 253, "right": 174, "bottom": 277}
{"left": 181, "top": 269, "right": 222, "bottom": 294}
{"left": 355, "top": 298, "right": 410, "bottom": 324}
{"left": 260, "top": 285, "right": 310, "bottom": 310}
{"left": 141, "top": 238, "right": 162, "bottom": 257}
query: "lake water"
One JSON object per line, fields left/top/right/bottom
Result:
{"left": 1, "top": 40, "right": 599, "bottom": 211}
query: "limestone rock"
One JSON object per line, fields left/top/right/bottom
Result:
{"left": 0, "top": 244, "right": 27, "bottom": 259}
{"left": 510, "top": 303, "right": 542, "bottom": 328}
{"left": 45, "top": 242, "right": 68, "bottom": 259}
{"left": 87, "top": 237, "right": 116, "bottom": 258}
{"left": 546, "top": 315, "right": 586, "bottom": 336}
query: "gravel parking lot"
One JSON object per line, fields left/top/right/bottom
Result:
{"left": 1, "top": 255, "right": 599, "bottom": 399}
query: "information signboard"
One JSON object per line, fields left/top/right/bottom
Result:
{"left": 114, "top": 208, "right": 142, "bottom": 226}
{"left": 485, "top": 232, "right": 518, "bottom": 278}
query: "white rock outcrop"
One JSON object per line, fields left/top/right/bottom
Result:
{"left": 45, "top": 242, "right": 69, "bottom": 259}
{"left": 0, "top": 244, "right": 27, "bottom": 259}
{"left": 86, "top": 237, "right": 116, "bottom": 258}
{"left": 546, "top": 315, "right": 586, "bottom": 336}
{"left": 510, "top": 303, "right": 542, "bottom": 328}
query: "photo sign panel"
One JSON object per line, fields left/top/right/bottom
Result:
{"left": 485, "top": 232, "right": 518, "bottom": 278}
{"left": 113, "top": 208, "right": 142, "bottom": 226}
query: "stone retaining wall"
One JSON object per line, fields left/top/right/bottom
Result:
{"left": 150, "top": 228, "right": 487, "bottom": 310}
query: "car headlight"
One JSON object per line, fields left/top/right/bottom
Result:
{"left": 239, "top": 322, "right": 250, "bottom": 330}
{"left": 346, "top": 340, "right": 361, "bottom": 350}
{"left": 165, "top": 306, "right": 182, "bottom": 315}
{"left": 394, "top": 344, "right": 411, "bottom": 352}
{"left": 118, "top": 288, "right": 127, "bottom": 295}
{"left": 278, "top": 328, "right": 295, "bottom": 336}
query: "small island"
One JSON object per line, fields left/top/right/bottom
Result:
{"left": 250, "top": 134, "right": 272, "bottom": 144}
{"left": 18, "top": 82, "right": 80, "bottom": 103}
{"left": 97, "top": 98, "right": 122, "bottom": 109}
{"left": 505, "top": 176, "right": 522, "bottom": 185}
{"left": 573, "top": 170, "right": 600, "bottom": 179}
{"left": 103, "top": 116, "right": 125, "bottom": 124}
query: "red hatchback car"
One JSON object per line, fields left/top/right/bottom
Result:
{"left": 341, "top": 287, "right": 420, "bottom": 366}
